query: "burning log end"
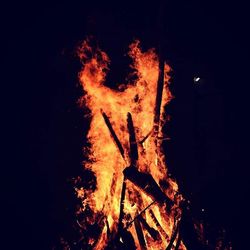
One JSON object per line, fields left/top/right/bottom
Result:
{"left": 123, "top": 166, "right": 173, "bottom": 207}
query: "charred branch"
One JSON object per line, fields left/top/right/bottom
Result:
{"left": 148, "top": 209, "right": 168, "bottom": 239}
{"left": 154, "top": 0, "right": 167, "bottom": 138}
{"left": 175, "top": 234, "right": 181, "bottom": 250}
{"left": 125, "top": 200, "right": 156, "bottom": 230}
{"left": 137, "top": 214, "right": 161, "bottom": 241}
{"left": 123, "top": 166, "right": 173, "bottom": 207}
{"left": 166, "top": 222, "right": 180, "bottom": 250}
{"left": 153, "top": 46, "right": 165, "bottom": 138}
{"left": 139, "top": 130, "right": 153, "bottom": 144}
{"left": 101, "top": 110, "right": 125, "bottom": 160}
{"left": 118, "top": 179, "right": 127, "bottom": 233}
{"left": 127, "top": 112, "right": 138, "bottom": 165}
{"left": 134, "top": 215, "right": 147, "bottom": 250}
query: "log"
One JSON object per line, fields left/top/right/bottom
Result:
{"left": 123, "top": 166, "right": 173, "bottom": 207}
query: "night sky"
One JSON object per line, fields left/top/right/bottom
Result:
{"left": 3, "top": 0, "right": 250, "bottom": 249}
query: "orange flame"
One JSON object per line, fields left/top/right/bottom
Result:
{"left": 76, "top": 38, "right": 186, "bottom": 250}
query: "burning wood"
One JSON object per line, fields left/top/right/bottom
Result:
{"left": 127, "top": 112, "right": 138, "bottom": 166}
{"left": 166, "top": 220, "right": 180, "bottom": 250}
{"left": 175, "top": 235, "right": 182, "bottom": 250}
{"left": 117, "top": 179, "right": 126, "bottom": 233}
{"left": 137, "top": 214, "right": 161, "bottom": 241}
{"left": 149, "top": 209, "right": 168, "bottom": 239}
{"left": 101, "top": 110, "right": 125, "bottom": 160}
{"left": 123, "top": 166, "right": 173, "bottom": 207}
{"left": 134, "top": 212, "right": 147, "bottom": 250}
{"left": 139, "top": 129, "right": 153, "bottom": 144}
{"left": 153, "top": 45, "right": 165, "bottom": 140}
{"left": 105, "top": 216, "right": 111, "bottom": 238}
{"left": 73, "top": 39, "right": 186, "bottom": 249}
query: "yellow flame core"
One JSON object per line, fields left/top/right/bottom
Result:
{"left": 77, "top": 39, "right": 186, "bottom": 250}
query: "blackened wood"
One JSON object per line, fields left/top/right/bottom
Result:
{"left": 138, "top": 214, "right": 161, "bottom": 241}
{"left": 139, "top": 129, "right": 153, "bottom": 144}
{"left": 175, "top": 234, "right": 181, "bottom": 250}
{"left": 101, "top": 110, "right": 125, "bottom": 159}
{"left": 118, "top": 179, "right": 127, "bottom": 233}
{"left": 154, "top": 51, "right": 165, "bottom": 138}
{"left": 166, "top": 222, "right": 179, "bottom": 250}
{"left": 149, "top": 209, "right": 168, "bottom": 239}
{"left": 134, "top": 216, "right": 147, "bottom": 250}
{"left": 125, "top": 200, "right": 156, "bottom": 230}
{"left": 123, "top": 166, "right": 173, "bottom": 207}
{"left": 154, "top": 0, "right": 168, "bottom": 138}
{"left": 127, "top": 112, "right": 138, "bottom": 165}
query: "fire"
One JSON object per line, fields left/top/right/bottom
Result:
{"left": 75, "top": 38, "right": 186, "bottom": 249}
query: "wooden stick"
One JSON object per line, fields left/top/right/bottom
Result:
{"left": 127, "top": 112, "right": 138, "bottom": 166}
{"left": 117, "top": 178, "right": 126, "bottom": 233}
{"left": 134, "top": 213, "right": 147, "bottom": 250}
{"left": 125, "top": 200, "right": 156, "bottom": 229}
{"left": 139, "top": 129, "right": 153, "bottom": 144}
{"left": 175, "top": 234, "right": 181, "bottom": 249}
{"left": 123, "top": 166, "right": 173, "bottom": 206}
{"left": 149, "top": 209, "right": 168, "bottom": 239}
{"left": 138, "top": 214, "right": 161, "bottom": 241}
{"left": 154, "top": 51, "right": 165, "bottom": 138}
{"left": 166, "top": 222, "right": 180, "bottom": 250}
{"left": 101, "top": 109, "right": 125, "bottom": 160}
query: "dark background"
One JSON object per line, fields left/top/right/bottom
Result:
{"left": 2, "top": 0, "right": 249, "bottom": 249}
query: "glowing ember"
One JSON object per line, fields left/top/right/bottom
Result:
{"left": 75, "top": 38, "right": 186, "bottom": 249}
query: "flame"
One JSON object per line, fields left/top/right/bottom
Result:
{"left": 76, "top": 38, "right": 186, "bottom": 250}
